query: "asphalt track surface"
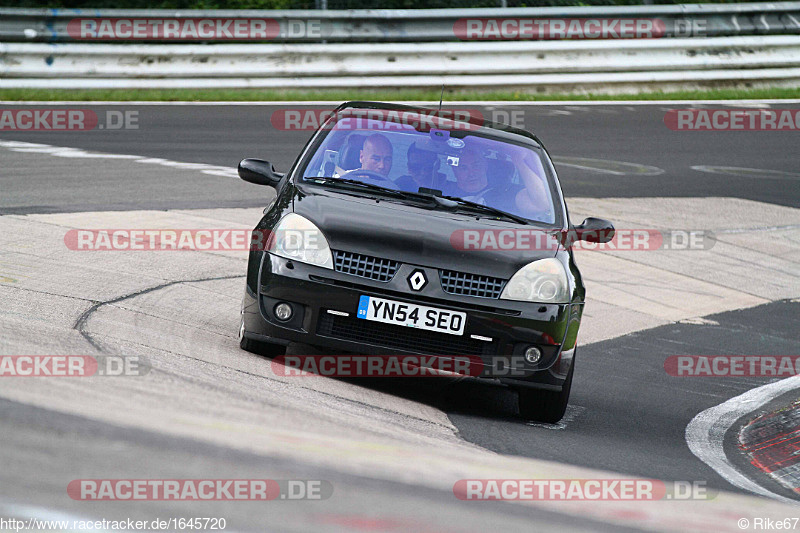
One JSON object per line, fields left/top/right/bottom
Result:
{"left": 1, "top": 102, "right": 799, "bottom": 214}
{"left": 331, "top": 299, "right": 800, "bottom": 500}
{"left": 448, "top": 300, "right": 800, "bottom": 499}
{"left": 1, "top": 102, "right": 800, "bottom": 531}
{"left": 0, "top": 398, "right": 631, "bottom": 533}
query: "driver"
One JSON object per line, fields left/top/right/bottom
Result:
{"left": 356, "top": 133, "right": 393, "bottom": 177}
{"left": 447, "top": 146, "right": 551, "bottom": 218}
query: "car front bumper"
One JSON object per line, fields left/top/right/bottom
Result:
{"left": 242, "top": 253, "right": 581, "bottom": 391}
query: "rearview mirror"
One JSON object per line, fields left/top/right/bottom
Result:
{"left": 574, "top": 217, "right": 615, "bottom": 244}
{"left": 238, "top": 158, "right": 284, "bottom": 187}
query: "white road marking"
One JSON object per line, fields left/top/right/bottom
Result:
{"left": 526, "top": 405, "right": 586, "bottom": 430}
{"left": 685, "top": 375, "right": 800, "bottom": 505}
{"left": 553, "top": 156, "right": 665, "bottom": 176}
{"left": 715, "top": 224, "right": 800, "bottom": 234}
{"left": 0, "top": 140, "right": 238, "bottom": 178}
{"left": 691, "top": 165, "right": 800, "bottom": 180}
{"left": 678, "top": 317, "right": 720, "bottom": 326}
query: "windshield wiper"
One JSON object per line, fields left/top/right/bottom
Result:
{"left": 313, "top": 178, "right": 444, "bottom": 205}
{"left": 312, "top": 178, "right": 528, "bottom": 223}
{"left": 314, "top": 177, "right": 407, "bottom": 197}
{"left": 440, "top": 196, "right": 530, "bottom": 225}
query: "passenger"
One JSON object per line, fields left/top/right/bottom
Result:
{"left": 447, "top": 146, "right": 551, "bottom": 217}
{"left": 395, "top": 143, "right": 446, "bottom": 192}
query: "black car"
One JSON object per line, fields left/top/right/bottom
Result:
{"left": 238, "top": 101, "right": 613, "bottom": 423}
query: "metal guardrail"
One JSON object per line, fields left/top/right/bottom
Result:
{"left": 2, "top": 36, "right": 799, "bottom": 92}
{"left": 2, "top": 4, "right": 799, "bottom": 92}
{"left": 0, "top": 3, "right": 799, "bottom": 43}
{"left": 3, "top": 36, "right": 799, "bottom": 79}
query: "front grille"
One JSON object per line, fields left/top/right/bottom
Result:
{"left": 333, "top": 250, "right": 399, "bottom": 282}
{"left": 317, "top": 312, "right": 493, "bottom": 356}
{"left": 439, "top": 270, "right": 506, "bottom": 299}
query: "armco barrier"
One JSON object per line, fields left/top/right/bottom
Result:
{"left": 3, "top": 36, "right": 799, "bottom": 78}
{"left": 1, "top": 4, "right": 799, "bottom": 92}
{"left": 1, "top": 35, "right": 799, "bottom": 93}
{"left": 1, "top": 3, "right": 799, "bottom": 43}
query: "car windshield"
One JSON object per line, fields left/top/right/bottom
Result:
{"left": 299, "top": 113, "right": 558, "bottom": 225}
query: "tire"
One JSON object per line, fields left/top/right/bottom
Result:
{"left": 517, "top": 358, "right": 574, "bottom": 423}
{"left": 238, "top": 319, "right": 287, "bottom": 358}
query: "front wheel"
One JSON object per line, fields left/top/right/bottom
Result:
{"left": 516, "top": 358, "right": 574, "bottom": 423}
{"left": 239, "top": 319, "right": 287, "bottom": 357}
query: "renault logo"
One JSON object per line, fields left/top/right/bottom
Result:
{"left": 407, "top": 269, "right": 428, "bottom": 291}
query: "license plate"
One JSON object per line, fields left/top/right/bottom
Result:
{"left": 356, "top": 295, "right": 466, "bottom": 336}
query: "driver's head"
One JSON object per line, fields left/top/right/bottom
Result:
{"left": 453, "top": 147, "right": 488, "bottom": 193}
{"left": 360, "top": 134, "right": 393, "bottom": 176}
{"left": 407, "top": 143, "right": 438, "bottom": 186}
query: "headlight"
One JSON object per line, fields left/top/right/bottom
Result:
{"left": 500, "top": 258, "right": 569, "bottom": 303}
{"left": 270, "top": 213, "right": 333, "bottom": 269}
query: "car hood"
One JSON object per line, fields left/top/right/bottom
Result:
{"left": 292, "top": 186, "right": 559, "bottom": 279}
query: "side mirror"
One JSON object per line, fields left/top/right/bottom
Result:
{"left": 238, "top": 158, "right": 284, "bottom": 187}
{"left": 574, "top": 217, "right": 615, "bottom": 244}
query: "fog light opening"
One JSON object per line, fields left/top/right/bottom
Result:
{"left": 274, "top": 302, "right": 293, "bottom": 321}
{"left": 524, "top": 346, "right": 542, "bottom": 364}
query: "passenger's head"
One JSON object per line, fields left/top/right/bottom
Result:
{"left": 406, "top": 143, "right": 439, "bottom": 186}
{"left": 453, "top": 147, "right": 488, "bottom": 193}
{"left": 360, "top": 134, "right": 393, "bottom": 176}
